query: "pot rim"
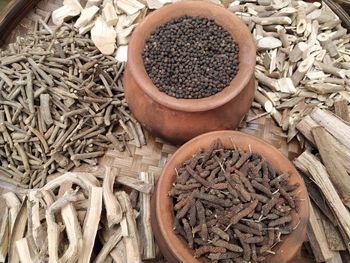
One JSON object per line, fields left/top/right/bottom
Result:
{"left": 127, "top": 1, "right": 256, "bottom": 113}
{"left": 154, "top": 130, "right": 310, "bottom": 263}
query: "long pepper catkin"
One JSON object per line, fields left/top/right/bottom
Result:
{"left": 170, "top": 139, "right": 299, "bottom": 262}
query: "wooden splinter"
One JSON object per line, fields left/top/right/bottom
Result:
{"left": 103, "top": 166, "right": 123, "bottom": 227}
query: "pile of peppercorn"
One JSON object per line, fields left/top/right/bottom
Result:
{"left": 169, "top": 139, "right": 300, "bottom": 262}
{"left": 142, "top": 15, "right": 239, "bottom": 99}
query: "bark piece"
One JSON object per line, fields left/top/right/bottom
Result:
{"left": 2, "top": 192, "right": 21, "bottom": 239}
{"left": 294, "top": 151, "right": 350, "bottom": 251}
{"left": 103, "top": 167, "right": 123, "bottom": 227}
{"left": 116, "top": 0, "right": 145, "bottom": 15}
{"left": 139, "top": 172, "right": 156, "bottom": 260}
{"left": 308, "top": 203, "right": 340, "bottom": 262}
{"left": 306, "top": 83, "right": 345, "bottom": 94}
{"left": 0, "top": 207, "right": 9, "bottom": 262}
{"left": 321, "top": 217, "right": 346, "bottom": 251}
{"left": 74, "top": 5, "right": 99, "bottom": 28}
{"left": 95, "top": 228, "right": 122, "bottom": 263}
{"left": 310, "top": 108, "right": 350, "bottom": 151}
{"left": 59, "top": 203, "right": 83, "bottom": 262}
{"left": 312, "top": 126, "right": 350, "bottom": 208}
{"left": 257, "top": 37, "right": 282, "bottom": 50}
{"left": 52, "top": 0, "right": 82, "bottom": 25}
{"left": 289, "top": 42, "right": 308, "bottom": 63}
{"left": 102, "top": 2, "right": 118, "bottom": 26}
{"left": 79, "top": 186, "right": 103, "bottom": 263}
{"left": 277, "top": 77, "right": 296, "bottom": 94}
{"left": 116, "top": 191, "right": 141, "bottom": 263}
{"left": 15, "top": 238, "right": 34, "bottom": 263}
{"left": 334, "top": 100, "right": 350, "bottom": 122}
{"left": 91, "top": 17, "right": 117, "bottom": 55}
{"left": 8, "top": 197, "right": 27, "bottom": 263}
{"left": 115, "top": 175, "right": 153, "bottom": 193}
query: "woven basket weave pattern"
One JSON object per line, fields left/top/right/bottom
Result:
{"left": 1, "top": 1, "right": 302, "bottom": 261}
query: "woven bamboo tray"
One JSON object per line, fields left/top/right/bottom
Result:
{"left": 0, "top": 0, "right": 304, "bottom": 181}
{"left": 0, "top": 0, "right": 319, "bottom": 262}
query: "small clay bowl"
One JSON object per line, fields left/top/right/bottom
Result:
{"left": 124, "top": 1, "right": 256, "bottom": 145}
{"left": 151, "top": 131, "right": 309, "bottom": 263}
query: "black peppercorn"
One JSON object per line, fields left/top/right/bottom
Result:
{"left": 142, "top": 15, "right": 240, "bottom": 99}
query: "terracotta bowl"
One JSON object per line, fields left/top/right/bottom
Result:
{"left": 151, "top": 131, "right": 309, "bottom": 263}
{"left": 124, "top": 1, "right": 256, "bottom": 145}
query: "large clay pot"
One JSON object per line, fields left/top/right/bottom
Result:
{"left": 124, "top": 1, "right": 256, "bottom": 145}
{"left": 151, "top": 131, "right": 310, "bottom": 263}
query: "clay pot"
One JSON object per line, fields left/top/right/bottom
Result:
{"left": 124, "top": 1, "right": 256, "bottom": 145}
{"left": 151, "top": 131, "right": 309, "bottom": 263}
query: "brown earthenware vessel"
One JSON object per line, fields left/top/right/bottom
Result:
{"left": 151, "top": 130, "right": 309, "bottom": 263}
{"left": 124, "top": 1, "right": 256, "bottom": 145}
